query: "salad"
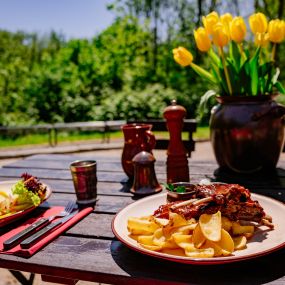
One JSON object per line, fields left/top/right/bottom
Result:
{"left": 0, "top": 173, "right": 47, "bottom": 218}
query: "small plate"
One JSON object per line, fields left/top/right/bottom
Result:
{"left": 0, "top": 180, "right": 52, "bottom": 227}
{"left": 112, "top": 192, "right": 285, "bottom": 265}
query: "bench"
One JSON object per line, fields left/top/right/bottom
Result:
{"left": 52, "top": 121, "right": 126, "bottom": 145}
{"left": 0, "top": 124, "right": 54, "bottom": 145}
{"left": 0, "top": 121, "right": 126, "bottom": 147}
{"left": 127, "top": 119, "right": 197, "bottom": 157}
{"left": 0, "top": 119, "right": 197, "bottom": 154}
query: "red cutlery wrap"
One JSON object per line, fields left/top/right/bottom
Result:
{"left": 0, "top": 206, "right": 93, "bottom": 257}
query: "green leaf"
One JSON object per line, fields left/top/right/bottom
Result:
{"left": 259, "top": 62, "right": 272, "bottom": 77}
{"left": 243, "top": 47, "right": 250, "bottom": 59}
{"left": 162, "top": 183, "right": 186, "bottom": 193}
{"left": 260, "top": 78, "right": 265, "bottom": 94}
{"left": 12, "top": 181, "right": 41, "bottom": 207}
{"left": 226, "top": 58, "right": 242, "bottom": 94}
{"left": 249, "top": 47, "right": 260, "bottom": 95}
{"left": 210, "top": 62, "right": 220, "bottom": 82}
{"left": 229, "top": 41, "right": 241, "bottom": 71}
{"left": 175, "top": 186, "right": 186, "bottom": 193}
{"left": 208, "top": 48, "right": 222, "bottom": 68}
{"left": 218, "top": 65, "right": 230, "bottom": 94}
{"left": 163, "top": 183, "right": 174, "bottom": 192}
{"left": 264, "top": 64, "right": 273, "bottom": 93}
{"left": 240, "top": 59, "right": 251, "bottom": 95}
{"left": 198, "top": 90, "right": 217, "bottom": 118}
{"left": 190, "top": 63, "right": 217, "bottom": 84}
{"left": 274, "top": 81, "right": 285, "bottom": 94}
{"left": 272, "top": 68, "right": 280, "bottom": 84}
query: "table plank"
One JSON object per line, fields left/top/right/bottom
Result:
{"left": 0, "top": 236, "right": 285, "bottom": 285}
{"left": 3, "top": 158, "right": 219, "bottom": 175}
{"left": 0, "top": 167, "right": 125, "bottom": 181}
{"left": 39, "top": 193, "right": 135, "bottom": 214}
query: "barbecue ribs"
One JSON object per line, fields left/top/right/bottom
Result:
{"left": 154, "top": 183, "right": 273, "bottom": 228}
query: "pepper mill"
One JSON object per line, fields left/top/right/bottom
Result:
{"left": 163, "top": 100, "right": 189, "bottom": 183}
{"left": 131, "top": 151, "right": 162, "bottom": 195}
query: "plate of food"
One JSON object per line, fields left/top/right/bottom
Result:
{"left": 0, "top": 173, "right": 52, "bottom": 227}
{"left": 112, "top": 183, "right": 285, "bottom": 264}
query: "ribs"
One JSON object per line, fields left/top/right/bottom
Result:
{"left": 154, "top": 183, "right": 273, "bottom": 228}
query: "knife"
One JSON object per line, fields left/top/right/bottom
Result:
{"left": 20, "top": 210, "right": 79, "bottom": 249}
{"left": 3, "top": 218, "right": 51, "bottom": 250}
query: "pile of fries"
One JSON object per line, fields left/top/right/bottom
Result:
{"left": 127, "top": 211, "right": 255, "bottom": 258}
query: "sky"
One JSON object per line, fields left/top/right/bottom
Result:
{"left": 0, "top": 0, "right": 116, "bottom": 39}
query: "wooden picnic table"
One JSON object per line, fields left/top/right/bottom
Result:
{"left": 0, "top": 153, "right": 285, "bottom": 285}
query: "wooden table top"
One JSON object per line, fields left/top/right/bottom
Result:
{"left": 0, "top": 154, "right": 285, "bottom": 285}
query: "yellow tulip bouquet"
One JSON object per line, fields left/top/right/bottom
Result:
{"left": 173, "top": 12, "right": 285, "bottom": 100}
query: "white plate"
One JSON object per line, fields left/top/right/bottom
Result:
{"left": 112, "top": 192, "right": 285, "bottom": 264}
{"left": 0, "top": 180, "right": 52, "bottom": 227}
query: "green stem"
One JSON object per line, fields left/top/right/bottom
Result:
{"left": 238, "top": 43, "right": 246, "bottom": 61}
{"left": 271, "top": 43, "right": 276, "bottom": 62}
{"left": 259, "top": 48, "right": 264, "bottom": 65}
{"left": 220, "top": 47, "right": 233, "bottom": 95}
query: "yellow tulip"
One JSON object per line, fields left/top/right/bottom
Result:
{"left": 202, "top": 11, "right": 219, "bottom": 35}
{"left": 249, "top": 12, "right": 268, "bottom": 34}
{"left": 194, "top": 27, "right": 211, "bottom": 52}
{"left": 212, "top": 23, "right": 230, "bottom": 47}
{"left": 220, "top": 13, "right": 233, "bottom": 30}
{"left": 268, "top": 19, "right": 285, "bottom": 43}
{"left": 254, "top": 32, "right": 269, "bottom": 47}
{"left": 230, "top": 16, "right": 247, "bottom": 43}
{"left": 173, "top": 47, "right": 193, "bottom": 67}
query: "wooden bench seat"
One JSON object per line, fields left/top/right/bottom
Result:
{"left": 0, "top": 119, "right": 197, "bottom": 155}
{"left": 0, "top": 124, "right": 54, "bottom": 145}
{"left": 0, "top": 121, "right": 126, "bottom": 147}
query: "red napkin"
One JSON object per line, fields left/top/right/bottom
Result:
{"left": 0, "top": 206, "right": 93, "bottom": 257}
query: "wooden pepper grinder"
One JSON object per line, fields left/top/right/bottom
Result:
{"left": 163, "top": 100, "right": 189, "bottom": 183}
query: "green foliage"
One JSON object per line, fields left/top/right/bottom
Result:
{"left": 0, "top": 14, "right": 206, "bottom": 126}
{"left": 0, "top": 0, "right": 284, "bottom": 126}
{"left": 93, "top": 84, "right": 194, "bottom": 120}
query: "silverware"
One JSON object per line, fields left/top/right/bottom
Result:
{"left": 20, "top": 209, "right": 79, "bottom": 249}
{"left": 3, "top": 201, "right": 76, "bottom": 250}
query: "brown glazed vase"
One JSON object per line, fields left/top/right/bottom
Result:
{"left": 210, "top": 95, "right": 285, "bottom": 173}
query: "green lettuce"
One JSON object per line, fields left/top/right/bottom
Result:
{"left": 12, "top": 181, "right": 41, "bottom": 207}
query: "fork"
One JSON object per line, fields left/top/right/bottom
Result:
{"left": 3, "top": 201, "right": 76, "bottom": 250}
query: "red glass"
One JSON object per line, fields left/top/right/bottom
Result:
{"left": 121, "top": 124, "right": 156, "bottom": 179}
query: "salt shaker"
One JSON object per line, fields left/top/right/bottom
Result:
{"left": 163, "top": 100, "right": 189, "bottom": 183}
{"left": 131, "top": 151, "right": 162, "bottom": 195}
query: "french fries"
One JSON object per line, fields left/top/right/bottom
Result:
{"left": 127, "top": 211, "right": 254, "bottom": 258}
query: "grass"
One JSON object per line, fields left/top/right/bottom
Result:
{"left": 0, "top": 126, "right": 210, "bottom": 149}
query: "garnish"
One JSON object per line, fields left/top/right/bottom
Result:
{"left": 163, "top": 183, "right": 186, "bottom": 193}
